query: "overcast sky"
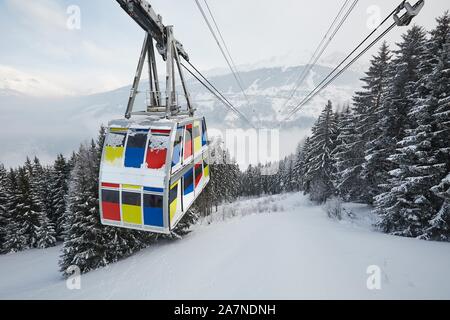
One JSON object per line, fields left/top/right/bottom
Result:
{"left": 0, "top": 0, "right": 448, "bottom": 95}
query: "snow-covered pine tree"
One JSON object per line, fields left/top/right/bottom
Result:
{"left": 60, "top": 142, "right": 111, "bottom": 273}
{"left": 36, "top": 213, "right": 57, "bottom": 249}
{"left": 292, "top": 140, "right": 305, "bottom": 192}
{"left": 0, "top": 163, "right": 8, "bottom": 253}
{"left": 3, "top": 169, "right": 28, "bottom": 252}
{"left": 424, "top": 32, "right": 450, "bottom": 240}
{"left": 52, "top": 154, "right": 70, "bottom": 240}
{"left": 357, "top": 42, "right": 392, "bottom": 203}
{"left": 60, "top": 129, "right": 152, "bottom": 275}
{"left": 15, "top": 164, "right": 45, "bottom": 248}
{"left": 274, "top": 159, "right": 286, "bottom": 194}
{"left": 332, "top": 106, "right": 364, "bottom": 201}
{"left": 428, "top": 174, "right": 450, "bottom": 241}
{"left": 374, "top": 26, "right": 435, "bottom": 237}
{"left": 283, "top": 156, "right": 297, "bottom": 192}
{"left": 303, "top": 101, "right": 338, "bottom": 203}
{"left": 30, "top": 157, "right": 57, "bottom": 248}
{"left": 301, "top": 137, "right": 313, "bottom": 194}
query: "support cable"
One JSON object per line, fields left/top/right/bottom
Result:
{"left": 283, "top": 5, "right": 401, "bottom": 121}
{"left": 280, "top": 0, "right": 357, "bottom": 112}
{"left": 284, "top": 22, "right": 396, "bottom": 121}
{"left": 194, "top": 0, "right": 250, "bottom": 104}
{"left": 181, "top": 61, "right": 254, "bottom": 127}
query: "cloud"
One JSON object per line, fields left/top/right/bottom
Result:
{"left": 5, "top": 0, "right": 67, "bottom": 31}
{"left": 0, "top": 65, "right": 73, "bottom": 96}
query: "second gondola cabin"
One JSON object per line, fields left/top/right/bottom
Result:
{"left": 99, "top": 115, "right": 210, "bottom": 234}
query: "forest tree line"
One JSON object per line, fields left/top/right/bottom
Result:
{"left": 289, "top": 13, "right": 450, "bottom": 241}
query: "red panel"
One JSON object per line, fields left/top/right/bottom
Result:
{"left": 101, "top": 182, "right": 119, "bottom": 188}
{"left": 102, "top": 202, "right": 121, "bottom": 221}
{"left": 146, "top": 148, "right": 167, "bottom": 169}
{"left": 195, "top": 163, "right": 203, "bottom": 187}
{"left": 151, "top": 129, "right": 171, "bottom": 135}
{"left": 184, "top": 141, "right": 192, "bottom": 159}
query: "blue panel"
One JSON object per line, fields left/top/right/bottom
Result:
{"left": 172, "top": 144, "right": 181, "bottom": 167}
{"left": 184, "top": 183, "right": 194, "bottom": 195}
{"left": 144, "top": 187, "right": 164, "bottom": 193}
{"left": 202, "top": 131, "right": 207, "bottom": 146}
{"left": 202, "top": 119, "right": 207, "bottom": 146}
{"left": 125, "top": 147, "right": 145, "bottom": 168}
{"left": 144, "top": 207, "right": 164, "bottom": 227}
{"left": 184, "top": 170, "right": 194, "bottom": 195}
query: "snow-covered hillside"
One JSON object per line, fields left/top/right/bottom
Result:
{"left": 1, "top": 193, "right": 449, "bottom": 300}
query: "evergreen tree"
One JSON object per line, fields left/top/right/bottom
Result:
{"left": 36, "top": 214, "right": 57, "bottom": 249}
{"left": 376, "top": 24, "right": 449, "bottom": 238}
{"left": 15, "top": 165, "right": 43, "bottom": 248}
{"left": 283, "top": 156, "right": 297, "bottom": 192}
{"left": 303, "top": 101, "right": 338, "bottom": 203}
{"left": 3, "top": 169, "right": 28, "bottom": 252}
{"left": 358, "top": 42, "right": 393, "bottom": 203}
{"left": 292, "top": 140, "right": 306, "bottom": 192}
{"left": 428, "top": 174, "right": 450, "bottom": 241}
{"left": 0, "top": 164, "right": 8, "bottom": 253}
{"left": 332, "top": 106, "right": 364, "bottom": 201}
{"left": 52, "top": 154, "right": 70, "bottom": 239}
{"left": 59, "top": 129, "right": 152, "bottom": 275}
{"left": 31, "top": 157, "right": 57, "bottom": 247}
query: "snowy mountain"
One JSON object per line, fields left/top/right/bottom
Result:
{"left": 0, "top": 64, "right": 362, "bottom": 167}
{"left": 0, "top": 65, "right": 72, "bottom": 97}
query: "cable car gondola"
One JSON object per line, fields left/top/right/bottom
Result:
{"left": 100, "top": 116, "right": 210, "bottom": 234}
{"left": 99, "top": 0, "right": 210, "bottom": 234}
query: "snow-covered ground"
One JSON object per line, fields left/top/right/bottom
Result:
{"left": 1, "top": 193, "right": 450, "bottom": 299}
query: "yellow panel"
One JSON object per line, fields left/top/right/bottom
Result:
{"left": 204, "top": 165, "right": 209, "bottom": 177}
{"left": 123, "top": 184, "right": 141, "bottom": 190}
{"left": 170, "top": 198, "right": 178, "bottom": 221}
{"left": 170, "top": 182, "right": 179, "bottom": 221}
{"left": 122, "top": 205, "right": 142, "bottom": 224}
{"left": 194, "top": 137, "right": 201, "bottom": 153}
{"left": 104, "top": 146, "right": 124, "bottom": 166}
{"left": 110, "top": 128, "right": 127, "bottom": 133}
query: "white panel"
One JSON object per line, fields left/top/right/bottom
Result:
{"left": 101, "top": 167, "right": 166, "bottom": 189}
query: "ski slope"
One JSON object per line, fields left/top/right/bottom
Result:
{"left": 1, "top": 193, "right": 450, "bottom": 299}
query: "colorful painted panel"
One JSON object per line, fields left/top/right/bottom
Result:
{"left": 201, "top": 118, "right": 208, "bottom": 147}
{"left": 101, "top": 189, "right": 120, "bottom": 221}
{"left": 143, "top": 194, "right": 163, "bottom": 227}
{"left": 122, "top": 191, "right": 142, "bottom": 224}
{"left": 193, "top": 121, "right": 201, "bottom": 154}
{"left": 203, "top": 156, "right": 210, "bottom": 178}
{"left": 183, "top": 168, "right": 195, "bottom": 208}
{"left": 169, "top": 181, "right": 179, "bottom": 221}
{"left": 104, "top": 129, "right": 127, "bottom": 167}
{"left": 194, "top": 162, "right": 203, "bottom": 188}
{"left": 144, "top": 186, "right": 164, "bottom": 193}
{"left": 184, "top": 124, "right": 193, "bottom": 160}
{"left": 171, "top": 127, "right": 184, "bottom": 172}
{"left": 124, "top": 129, "right": 148, "bottom": 168}
{"left": 146, "top": 129, "right": 170, "bottom": 169}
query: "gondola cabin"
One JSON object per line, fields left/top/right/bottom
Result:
{"left": 99, "top": 116, "right": 210, "bottom": 234}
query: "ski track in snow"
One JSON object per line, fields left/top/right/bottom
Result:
{"left": 1, "top": 193, "right": 450, "bottom": 299}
